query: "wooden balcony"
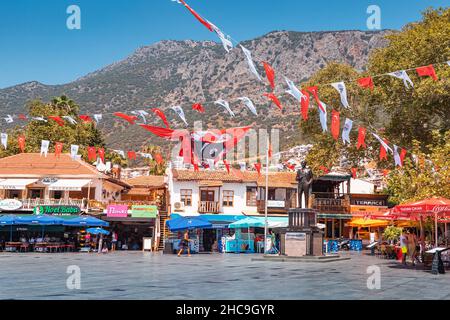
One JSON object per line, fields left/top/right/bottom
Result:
{"left": 311, "top": 193, "right": 350, "bottom": 214}
{"left": 198, "top": 201, "right": 220, "bottom": 214}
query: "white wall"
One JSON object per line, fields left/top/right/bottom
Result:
{"left": 340, "top": 178, "right": 375, "bottom": 194}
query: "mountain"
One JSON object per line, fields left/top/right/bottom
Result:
{"left": 0, "top": 30, "right": 390, "bottom": 151}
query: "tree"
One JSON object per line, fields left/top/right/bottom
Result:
{"left": 385, "top": 130, "right": 450, "bottom": 204}
{"left": 142, "top": 145, "right": 167, "bottom": 176}
{"left": 0, "top": 96, "right": 126, "bottom": 166}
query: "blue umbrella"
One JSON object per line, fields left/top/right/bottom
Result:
{"left": 0, "top": 215, "right": 18, "bottom": 241}
{"left": 16, "top": 215, "right": 64, "bottom": 238}
{"left": 63, "top": 216, "right": 109, "bottom": 227}
{"left": 166, "top": 216, "right": 212, "bottom": 232}
{"left": 86, "top": 227, "right": 110, "bottom": 235}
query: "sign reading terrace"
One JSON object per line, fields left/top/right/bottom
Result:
{"left": 131, "top": 205, "right": 158, "bottom": 218}
{"left": 34, "top": 205, "right": 81, "bottom": 216}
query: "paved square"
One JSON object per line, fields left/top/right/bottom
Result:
{"left": 1, "top": 251, "right": 449, "bottom": 300}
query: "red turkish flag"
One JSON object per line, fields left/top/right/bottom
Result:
{"left": 55, "top": 142, "right": 63, "bottom": 158}
{"left": 114, "top": 112, "right": 138, "bottom": 124}
{"left": 351, "top": 168, "right": 357, "bottom": 179}
{"left": 179, "top": 0, "right": 213, "bottom": 32}
{"left": 127, "top": 151, "right": 136, "bottom": 160}
{"left": 18, "top": 136, "right": 26, "bottom": 153}
{"left": 300, "top": 90, "right": 310, "bottom": 120}
{"left": 379, "top": 139, "right": 389, "bottom": 161}
{"left": 357, "top": 127, "right": 367, "bottom": 149}
{"left": 416, "top": 65, "right": 438, "bottom": 81}
{"left": 307, "top": 86, "right": 325, "bottom": 113}
{"left": 98, "top": 148, "right": 105, "bottom": 163}
{"left": 319, "top": 166, "right": 330, "bottom": 174}
{"left": 223, "top": 159, "right": 231, "bottom": 174}
{"left": 18, "top": 114, "right": 27, "bottom": 121}
{"left": 263, "top": 93, "right": 283, "bottom": 110}
{"left": 151, "top": 108, "right": 170, "bottom": 128}
{"left": 357, "top": 77, "right": 374, "bottom": 91}
{"left": 286, "top": 163, "right": 296, "bottom": 171}
{"left": 48, "top": 116, "right": 65, "bottom": 127}
{"left": 192, "top": 103, "right": 205, "bottom": 113}
{"left": 331, "top": 110, "right": 340, "bottom": 140}
{"left": 154, "top": 153, "right": 163, "bottom": 165}
{"left": 400, "top": 148, "right": 407, "bottom": 165}
{"left": 79, "top": 115, "right": 93, "bottom": 123}
{"left": 254, "top": 162, "right": 262, "bottom": 176}
{"left": 87, "top": 147, "right": 97, "bottom": 162}
{"left": 263, "top": 62, "right": 275, "bottom": 90}
{"left": 382, "top": 169, "right": 390, "bottom": 177}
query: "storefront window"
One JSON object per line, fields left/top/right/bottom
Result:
{"left": 7, "top": 190, "right": 21, "bottom": 199}
{"left": 180, "top": 189, "right": 192, "bottom": 206}
{"left": 222, "top": 190, "right": 234, "bottom": 207}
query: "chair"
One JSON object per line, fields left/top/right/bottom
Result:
{"left": 20, "top": 243, "right": 30, "bottom": 252}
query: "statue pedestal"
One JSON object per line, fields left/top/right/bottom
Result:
{"left": 280, "top": 208, "right": 324, "bottom": 257}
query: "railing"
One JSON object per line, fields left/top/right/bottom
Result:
{"left": 198, "top": 201, "right": 220, "bottom": 214}
{"left": 1, "top": 198, "right": 87, "bottom": 210}
{"left": 311, "top": 193, "right": 350, "bottom": 213}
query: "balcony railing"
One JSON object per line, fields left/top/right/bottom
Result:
{"left": 198, "top": 201, "right": 220, "bottom": 214}
{"left": 311, "top": 193, "right": 350, "bottom": 213}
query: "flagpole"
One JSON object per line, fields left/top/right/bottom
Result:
{"left": 264, "top": 137, "right": 269, "bottom": 254}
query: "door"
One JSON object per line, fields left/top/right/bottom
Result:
{"left": 200, "top": 190, "right": 215, "bottom": 202}
{"left": 28, "top": 189, "right": 43, "bottom": 199}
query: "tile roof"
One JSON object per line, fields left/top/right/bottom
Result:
{"left": 125, "top": 175, "right": 166, "bottom": 188}
{"left": 0, "top": 153, "right": 106, "bottom": 178}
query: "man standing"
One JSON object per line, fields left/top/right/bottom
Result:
{"left": 177, "top": 230, "right": 191, "bottom": 257}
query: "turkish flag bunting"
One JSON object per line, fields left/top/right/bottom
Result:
{"left": 263, "top": 93, "right": 283, "bottom": 110}
{"left": 151, "top": 108, "right": 171, "bottom": 128}
{"left": 379, "top": 139, "right": 389, "bottom": 161}
{"left": 351, "top": 168, "right": 357, "bottom": 179}
{"left": 254, "top": 162, "right": 262, "bottom": 176}
{"left": 179, "top": 0, "right": 213, "bottom": 32}
{"left": 400, "top": 148, "right": 407, "bottom": 165}
{"left": 127, "top": 151, "right": 136, "bottom": 160}
{"left": 79, "top": 115, "right": 93, "bottom": 123}
{"left": 87, "top": 147, "right": 97, "bottom": 162}
{"left": 319, "top": 166, "right": 329, "bottom": 174}
{"left": 263, "top": 62, "right": 275, "bottom": 90}
{"left": 306, "top": 86, "right": 325, "bottom": 113}
{"left": 331, "top": 110, "right": 340, "bottom": 140}
{"left": 98, "top": 148, "right": 105, "bottom": 163}
{"left": 18, "top": 114, "right": 27, "bottom": 120}
{"left": 357, "top": 127, "right": 367, "bottom": 149}
{"left": 55, "top": 142, "right": 63, "bottom": 158}
{"left": 286, "top": 163, "right": 296, "bottom": 171}
{"left": 357, "top": 77, "right": 374, "bottom": 90}
{"left": 192, "top": 103, "right": 205, "bottom": 113}
{"left": 154, "top": 153, "right": 163, "bottom": 165}
{"left": 18, "top": 136, "right": 26, "bottom": 153}
{"left": 223, "top": 160, "right": 231, "bottom": 174}
{"left": 416, "top": 65, "right": 438, "bottom": 81}
{"left": 300, "top": 90, "right": 310, "bottom": 120}
{"left": 114, "top": 112, "right": 138, "bottom": 124}
{"left": 48, "top": 116, "right": 65, "bottom": 127}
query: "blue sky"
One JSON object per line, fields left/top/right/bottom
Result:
{"left": 0, "top": 0, "right": 448, "bottom": 88}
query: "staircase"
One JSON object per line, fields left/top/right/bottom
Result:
{"left": 158, "top": 210, "right": 169, "bottom": 251}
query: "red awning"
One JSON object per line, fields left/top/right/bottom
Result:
{"left": 392, "top": 197, "right": 450, "bottom": 218}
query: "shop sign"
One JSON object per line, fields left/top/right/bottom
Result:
{"left": 41, "top": 177, "right": 58, "bottom": 185}
{"left": 0, "top": 199, "right": 23, "bottom": 211}
{"left": 106, "top": 205, "right": 129, "bottom": 218}
{"left": 34, "top": 205, "right": 81, "bottom": 216}
{"left": 285, "top": 232, "right": 306, "bottom": 241}
{"left": 350, "top": 198, "right": 387, "bottom": 206}
{"left": 131, "top": 205, "right": 158, "bottom": 218}
{"left": 267, "top": 200, "right": 285, "bottom": 208}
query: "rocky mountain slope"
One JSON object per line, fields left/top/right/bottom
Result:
{"left": 0, "top": 30, "right": 389, "bottom": 150}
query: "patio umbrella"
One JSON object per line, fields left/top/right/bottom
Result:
{"left": 0, "top": 215, "right": 18, "bottom": 241}
{"left": 393, "top": 197, "right": 450, "bottom": 246}
{"left": 228, "top": 217, "right": 265, "bottom": 228}
{"left": 166, "top": 216, "right": 211, "bottom": 232}
{"left": 347, "top": 218, "right": 389, "bottom": 228}
{"left": 86, "top": 227, "right": 110, "bottom": 235}
{"left": 16, "top": 215, "right": 64, "bottom": 238}
{"left": 63, "top": 216, "right": 109, "bottom": 227}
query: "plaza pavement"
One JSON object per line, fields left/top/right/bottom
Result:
{"left": 0, "top": 251, "right": 449, "bottom": 300}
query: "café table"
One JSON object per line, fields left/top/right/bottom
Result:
{"left": 5, "top": 242, "right": 22, "bottom": 252}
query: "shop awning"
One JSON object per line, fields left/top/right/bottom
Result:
{"left": 0, "top": 179, "right": 38, "bottom": 190}
{"left": 48, "top": 179, "right": 91, "bottom": 191}
{"left": 347, "top": 218, "right": 389, "bottom": 228}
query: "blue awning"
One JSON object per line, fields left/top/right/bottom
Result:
{"left": 63, "top": 216, "right": 109, "bottom": 227}
{"left": 16, "top": 215, "right": 65, "bottom": 226}
{"left": 166, "top": 216, "right": 212, "bottom": 232}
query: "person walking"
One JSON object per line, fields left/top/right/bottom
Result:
{"left": 111, "top": 231, "right": 118, "bottom": 252}
{"left": 177, "top": 230, "right": 191, "bottom": 257}
{"left": 400, "top": 230, "right": 408, "bottom": 265}
{"left": 408, "top": 230, "right": 418, "bottom": 266}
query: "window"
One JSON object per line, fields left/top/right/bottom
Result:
{"left": 246, "top": 187, "right": 257, "bottom": 206}
{"left": 200, "top": 190, "right": 215, "bottom": 202}
{"left": 180, "top": 189, "right": 192, "bottom": 206}
{"left": 222, "top": 190, "right": 234, "bottom": 207}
